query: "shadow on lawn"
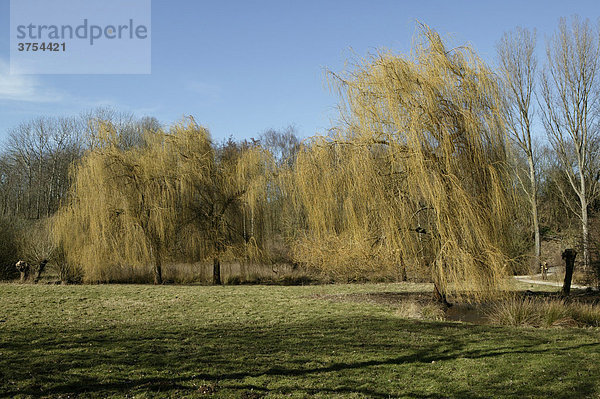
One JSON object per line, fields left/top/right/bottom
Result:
{"left": 1, "top": 316, "right": 599, "bottom": 398}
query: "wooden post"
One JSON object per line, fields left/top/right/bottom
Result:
{"left": 562, "top": 249, "right": 577, "bottom": 295}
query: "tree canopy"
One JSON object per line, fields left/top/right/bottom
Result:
{"left": 52, "top": 118, "right": 269, "bottom": 283}
{"left": 288, "top": 27, "right": 515, "bottom": 300}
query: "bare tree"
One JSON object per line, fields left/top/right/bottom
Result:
{"left": 540, "top": 16, "right": 600, "bottom": 275}
{"left": 497, "top": 27, "right": 540, "bottom": 271}
{"left": 80, "top": 107, "right": 153, "bottom": 150}
{"left": 6, "top": 121, "right": 37, "bottom": 218}
{"left": 260, "top": 126, "right": 301, "bottom": 167}
{"left": 4, "top": 117, "right": 82, "bottom": 219}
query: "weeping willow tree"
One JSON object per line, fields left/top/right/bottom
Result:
{"left": 289, "top": 26, "right": 516, "bottom": 301}
{"left": 53, "top": 117, "right": 269, "bottom": 284}
{"left": 53, "top": 122, "right": 180, "bottom": 284}
{"left": 167, "top": 119, "right": 270, "bottom": 284}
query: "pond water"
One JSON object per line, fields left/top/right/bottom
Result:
{"left": 445, "top": 303, "right": 489, "bottom": 324}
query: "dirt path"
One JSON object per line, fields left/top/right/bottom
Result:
{"left": 513, "top": 275, "right": 592, "bottom": 290}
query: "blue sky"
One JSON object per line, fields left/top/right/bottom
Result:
{"left": 0, "top": 0, "right": 598, "bottom": 142}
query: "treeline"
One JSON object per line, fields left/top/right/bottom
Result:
{"left": 0, "top": 109, "right": 162, "bottom": 219}
{"left": 2, "top": 19, "right": 600, "bottom": 298}
{"left": 0, "top": 109, "right": 302, "bottom": 285}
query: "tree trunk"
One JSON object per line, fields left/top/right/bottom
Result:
{"left": 579, "top": 170, "right": 590, "bottom": 274}
{"left": 250, "top": 208, "right": 255, "bottom": 239}
{"left": 562, "top": 249, "right": 576, "bottom": 295}
{"left": 432, "top": 259, "right": 452, "bottom": 307}
{"left": 399, "top": 255, "right": 407, "bottom": 282}
{"left": 213, "top": 257, "right": 221, "bottom": 285}
{"left": 34, "top": 260, "right": 48, "bottom": 282}
{"left": 528, "top": 159, "right": 541, "bottom": 272}
{"left": 581, "top": 200, "right": 590, "bottom": 274}
{"left": 153, "top": 253, "right": 163, "bottom": 285}
{"left": 433, "top": 282, "right": 451, "bottom": 307}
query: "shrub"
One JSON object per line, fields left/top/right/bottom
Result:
{"left": 570, "top": 303, "right": 600, "bottom": 327}
{"left": 487, "top": 297, "right": 541, "bottom": 327}
{"left": 281, "top": 274, "right": 314, "bottom": 286}
{"left": 0, "top": 216, "right": 23, "bottom": 280}
{"left": 226, "top": 275, "right": 243, "bottom": 285}
{"left": 487, "top": 296, "right": 600, "bottom": 328}
{"left": 539, "top": 300, "right": 576, "bottom": 328}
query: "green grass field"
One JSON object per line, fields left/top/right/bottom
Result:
{"left": 1, "top": 282, "right": 599, "bottom": 398}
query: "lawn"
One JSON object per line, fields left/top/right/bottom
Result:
{"left": 0, "top": 282, "right": 599, "bottom": 398}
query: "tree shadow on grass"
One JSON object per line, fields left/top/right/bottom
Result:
{"left": 1, "top": 316, "right": 599, "bottom": 398}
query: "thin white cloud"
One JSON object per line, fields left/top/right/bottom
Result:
{"left": 0, "top": 60, "right": 63, "bottom": 103}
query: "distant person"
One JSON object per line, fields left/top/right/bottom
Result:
{"left": 541, "top": 261, "right": 549, "bottom": 280}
